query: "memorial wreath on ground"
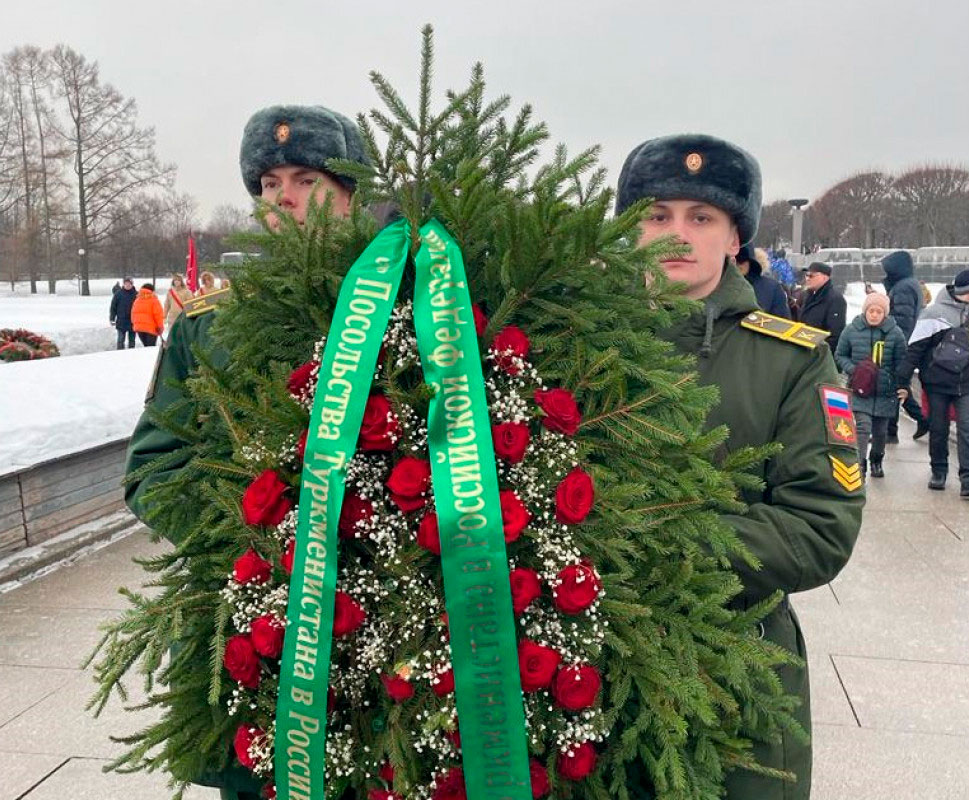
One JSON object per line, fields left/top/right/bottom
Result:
{"left": 88, "top": 28, "right": 802, "bottom": 800}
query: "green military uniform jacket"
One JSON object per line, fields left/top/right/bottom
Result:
{"left": 125, "top": 289, "right": 263, "bottom": 799}
{"left": 662, "top": 264, "right": 864, "bottom": 800}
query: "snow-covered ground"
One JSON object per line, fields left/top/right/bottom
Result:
{"left": 0, "top": 277, "right": 173, "bottom": 356}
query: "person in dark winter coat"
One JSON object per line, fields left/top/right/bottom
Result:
{"left": 881, "top": 250, "right": 928, "bottom": 439}
{"left": 736, "top": 245, "right": 790, "bottom": 317}
{"left": 835, "top": 292, "right": 906, "bottom": 478}
{"left": 616, "top": 133, "right": 862, "bottom": 800}
{"left": 798, "top": 262, "right": 847, "bottom": 348}
{"left": 896, "top": 269, "right": 969, "bottom": 495}
{"left": 109, "top": 277, "right": 138, "bottom": 349}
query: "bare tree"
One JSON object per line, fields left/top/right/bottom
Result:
{"left": 806, "top": 171, "right": 893, "bottom": 248}
{"left": 206, "top": 203, "right": 252, "bottom": 238}
{"left": 48, "top": 45, "right": 175, "bottom": 295}
{"left": 893, "top": 165, "right": 969, "bottom": 247}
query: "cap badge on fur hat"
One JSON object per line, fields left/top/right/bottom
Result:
{"left": 685, "top": 152, "right": 703, "bottom": 173}
{"left": 274, "top": 122, "right": 291, "bottom": 144}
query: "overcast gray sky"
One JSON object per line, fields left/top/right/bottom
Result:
{"left": 3, "top": 0, "right": 966, "bottom": 223}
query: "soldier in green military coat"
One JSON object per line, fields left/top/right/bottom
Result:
{"left": 616, "top": 135, "right": 865, "bottom": 800}
{"left": 125, "top": 104, "right": 369, "bottom": 800}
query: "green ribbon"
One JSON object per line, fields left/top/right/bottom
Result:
{"left": 274, "top": 218, "right": 530, "bottom": 800}
{"left": 276, "top": 219, "right": 409, "bottom": 800}
{"left": 413, "top": 220, "right": 530, "bottom": 800}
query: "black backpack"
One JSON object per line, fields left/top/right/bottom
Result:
{"left": 931, "top": 325, "right": 969, "bottom": 374}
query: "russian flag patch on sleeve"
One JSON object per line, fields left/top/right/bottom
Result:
{"left": 818, "top": 384, "right": 857, "bottom": 447}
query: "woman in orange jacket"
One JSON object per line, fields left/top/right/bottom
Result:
{"left": 131, "top": 283, "right": 165, "bottom": 347}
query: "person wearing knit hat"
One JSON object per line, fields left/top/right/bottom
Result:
{"left": 897, "top": 268, "right": 969, "bottom": 495}
{"left": 124, "top": 103, "right": 369, "bottom": 800}
{"left": 617, "top": 134, "right": 863, "bottom": 800}
{"left": 835, "top": 291, "right": 907, "bottom": 479}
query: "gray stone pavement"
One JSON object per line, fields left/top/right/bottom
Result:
{"left": 1, "top": 420, "right": 967, "bottom": 799}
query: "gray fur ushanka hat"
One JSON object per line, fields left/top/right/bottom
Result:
{"left": 616, "top": 134, "right": 762, "bottom": 245}
{"left": 240, "top": 105, "right": 369, "bottom": 195}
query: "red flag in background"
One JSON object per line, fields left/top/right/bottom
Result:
{"left": 186, "top": 233, "right": 198, "bottom": 292}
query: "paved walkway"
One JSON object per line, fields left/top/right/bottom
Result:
{"left": 1, "top": 420, "right": 967, "bottom": 799}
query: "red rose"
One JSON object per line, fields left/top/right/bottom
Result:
{"left": 557, "top": 742, "right": 597, "bottom": 781}
{"left": 553, "top": 562, "right": 602, "bottom": 615}
{"left": 386, "top": 457, "right": 432, "bottom": 512}
{"left": 417, "top": 512, "right": 441, "bottom": 555}
{"left": 534, "top": 388, "right": 582, "bottom": 436}
{"left": 509, "top": 567, "right": 541, "bottom": 615}
{"left": 491, "top": 326, "right": 530, "bottom": 374}
{"left": 369, "top": 791, "right": 401, "bottom": 800}
{"left": 339, "top": 493, "right": 375, "bottom": 539}
{"left": 280, "top": 539, "right": 295, "bottom": 575}
{"left": 432, "top": 667, "right": 455, "bottom": 696}
{"left": 233, "top": 549, "right": 273, "bottom": 584}
{"left": 552, "top": 664, "right": 601, "bottom": 711}
{"left": 555, "top": 468, "right": 595, "bottom": 524}
{"left": 432, "top": 767, "right": 467, "bottom": 800}
{"left": 379, "top": 763, "right": 395, "bottom": 783}
{"left": 500, "top": 490, "right": 531, "bottom": 543}
{"left": 224, "top": 635, "right": 261, "bottom": 688}
{"left": 359, "top": 393, "right": 400, "bottom": 452}
{"left": 530, "top": 760, "right": 551, "bottom": 798}
{"left": 296, "top": 430, "right": 308, "bottom": 461}
{"left": 333, "top": 591, "right": 366, "bottom": 637}
{"left": 472, "top": 304, "right": 488, "bottom": 336}
{"left": 233, "top": 724, "right": 263, "bottom": 769}
{"left": 492, "top": 422, "right": 530, "bottom": 463}
{"left": 287, "top": 360, "right": 319, "bottom": 400}
{"left": 241, "top": 470, "right": 292, "bottom": 527}
{"left": 262, "top": 784, "right": 277, "bottom": 800}
{"left": 381, "top": 674, "right": 415, "bottom": 703}
{"left": 518, "top": 639, "right": 562, "bottom": 692}
{"left": 250, "top": 615, "right": 285, "bottom": 658}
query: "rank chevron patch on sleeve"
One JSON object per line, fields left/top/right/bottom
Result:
{"left": 829, "top": 454, "right": 863, "bottom": 492}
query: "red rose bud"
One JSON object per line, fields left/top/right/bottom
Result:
{"left": 250, "top": 615, "right": 285, "bottom": 659}
{"left": 553, "top": 562, "right": 602, "bottom": 615}
{"left": 472, "top": 304, "right": 488, "bottom": 336}
{"left": 359, "top": 393, "right": 400, "bottom": 452}
{"left": 280, "top": 538, "right": 295, "bottom": 575}
{"left": 552, "top": 664, "right": 602, "bottom": 711}
{"left": 233, "top": 724, "right": 263, "bottom": 770}
{"left": 432, "top": 767, "right": 468, "bottom": 800}
{"left": 241, "top": 469, "right": 292, "bottom": 528}
{"left": 233, "top": 549, "right": 273, "bottom": 584}
{"left": 417, "top": 512, "right": 442, "bottom": 555}
{"left": 491, "top": 325, "right": 530, "bottom": 374}
{"left": 339, "top": 493, "right": 375, "bottom": 539}
{"left": 296, "top": 430, "right": 308, "bottom": 462}
{"left": 509, "top": 567, "right": 542, "bottom": 615}
{"left": 530, "top": 760, "right": 551, "bottom": 798}
{"left": 369, "top": 791, "right": 401, "bottom": 800}
{"left": 432, "top": 667, "right": 455, "bottom": 696}
{"left": 332, "top": 591, "right": 366, "bottom": 637}
{"left": 381, "top": 674, "right": 415, "bottom": 703}
{"left": 557, "top": 742, "right": 597, "bottom": 781}
{"left": 555, "top": 468, "right": 595, "bottom": 524}
{"left": 386, "top": 457, "right": 432, "bottom": 512}
{"left": 500, "top": 490, "right": 531, "bottom": 543}
{"left": 534, "top": 388, "right": 582, "bottom": 436}
{"left": 518, "top": 639, "right": 562, "bottom": 692}
{"left": 224, "top": 635, "right": 261, "bottom": 689}
{"left": 492, "top": 422, "right": 530, "bottom": 463}
{"left": 287, "top": 359, "right": 319, "bottom": 399}
{"left": 262, "top": 783, "right": 277, "bottom": 800}
{"left": 379, "top": 763, "right": 395, "bottom": 783}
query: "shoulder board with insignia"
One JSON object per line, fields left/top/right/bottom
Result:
{"left": 184, "top": 287, "right": 231, "bottom": 318}
{"left": 740, "top": 310, "right": 828, "bottom": 349}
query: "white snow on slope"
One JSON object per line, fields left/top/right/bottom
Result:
{"left": 0, "top": 348, "right": 156, "bottom": 475}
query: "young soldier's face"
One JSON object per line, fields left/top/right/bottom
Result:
{"left": 260, "top": 165, "right": 352, "bottom": 228}
{"left": 637, "top": 200, "right": 740, "bottom": 300}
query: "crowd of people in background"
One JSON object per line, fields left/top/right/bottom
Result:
{"left": 109, "top": 270, "right": 231, "bottom": 349}
{"left": 757, "top": 247, "right": 969, "bottom": 497}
